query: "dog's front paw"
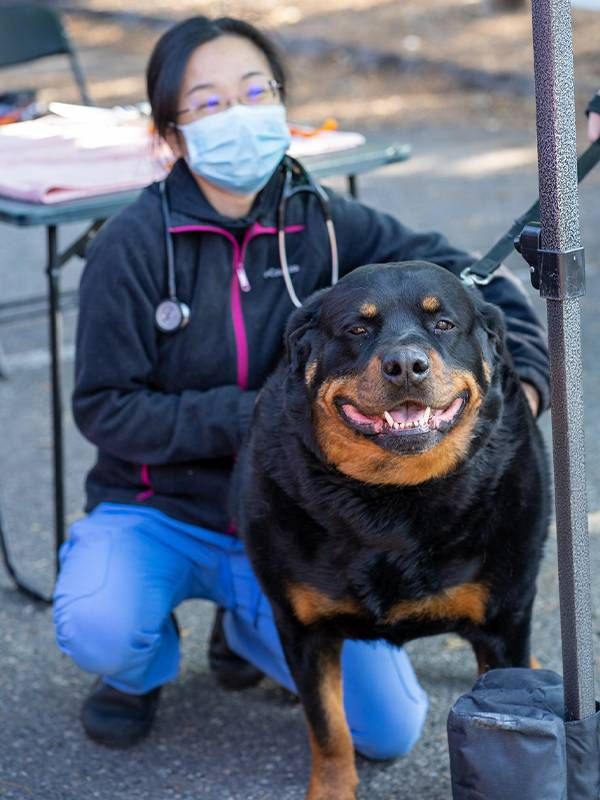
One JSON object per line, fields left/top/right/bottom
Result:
{"left": 306, "top": 787, "right": 357, "bottom": 800}
{"left": 306, "top": 765, "right": 358, "bottom": 800}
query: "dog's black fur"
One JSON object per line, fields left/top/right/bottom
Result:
{"left": 236, "top": 262, "right": 550, "bottom": 800}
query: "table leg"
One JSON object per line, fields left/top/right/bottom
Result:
{"left": 347, "top": 174, "right": 358, "bottom": 198}
{"left": 0, "top": 223, "right": 81, "bottom": 603}
{"left": 46, "top": 225, "right": 65, "bottom": 573}
{"left": 0, "top": 501, "right": 51, "bottom": 603}
{"left": 0, "top": 341, "right": 9, "bottom": 378}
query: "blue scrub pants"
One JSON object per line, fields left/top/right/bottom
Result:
{"left": 53, "top": 503, "right": 428, "bottom": 760}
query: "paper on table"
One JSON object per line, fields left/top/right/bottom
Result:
{"left": 48, "top": 101, "right": 143, "bottom": 125}
{"left": 45, "top": 103, "right": 366, "bottom": 155}
{"left": 289, "top": 129, "right": 365, "bottom": 158}
{"left": 0, "top": 112, "right": 366, "bottom": 205}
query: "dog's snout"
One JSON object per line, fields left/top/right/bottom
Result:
{"left": 381, "top": 347, "right": 430, "bottom": 385}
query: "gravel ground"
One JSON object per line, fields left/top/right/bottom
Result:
{"left": 1, "top": 4, "right": 600, "bottom": 798}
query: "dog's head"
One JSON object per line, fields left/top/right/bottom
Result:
{"left": 284, "top": 261, "right": 506, "bottom": 485}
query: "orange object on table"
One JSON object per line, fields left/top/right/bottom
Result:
{"left": 288, "top": 117, "right": 338, "bottom": 138}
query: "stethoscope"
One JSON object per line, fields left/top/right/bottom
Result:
{"left": 277, "top": 155, "right": 339, "bottom": 308}
{"left": 155, "top": 180, "right": 191, "bottom": 333}
{"left": 155, "top": 156, "right": 339, "bottom": 333}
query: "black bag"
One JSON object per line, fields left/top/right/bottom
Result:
{"left": 447, "top": 668, "right": 600, "bottom": 800}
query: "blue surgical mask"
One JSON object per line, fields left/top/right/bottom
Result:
{"left": 178, "top": 104, "right": 291, "bottom": 195}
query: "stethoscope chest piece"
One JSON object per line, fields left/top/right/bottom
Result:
{"left": 157, "top": 180, "right": 191, "bottom": 333}
{"left": 155, "top": 299, "right": 191, "bottom": 333}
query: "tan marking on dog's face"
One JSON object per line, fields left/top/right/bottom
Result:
{"left": 305, "top": 360, "right": 319, "bottom": 387}
{"left": 385, "top": 582, "right": 489, "bottom": 626}
{"left": 530, "top": 655, "right": 541, "bottom": 669}
{"left": 359, "top": 302, "right": 378, "bottom": 318}
{"left": 313, "top": 350, "right": 484, "bottom": 485}
{"left": 288, "top": 584, "right": 361, "bottom": 626}
{"left": 422, "top": 295, "right": 441, "bottom": 313}
{"left": 307, "top": 652, "right": 358, "bottom": 800}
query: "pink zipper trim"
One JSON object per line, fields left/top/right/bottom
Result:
{"left": 136, "top": 463, "right": 155, "bottom": 501}
{"left": 168, "top": 223, "right": 304, "bottom": 390}
{"left": 166, "top": 221, "right": 304, "bottom": 535}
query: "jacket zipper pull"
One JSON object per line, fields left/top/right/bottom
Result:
{"left": 237, "top": 263, "right": 251, "bottom": 292}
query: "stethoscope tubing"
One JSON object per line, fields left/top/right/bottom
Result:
{"left": 160, "top": 180, "right": 177, "bottom": 301}
{"left": 158, "top": 158, "right": 339, "bottom": 327}
{"left": 277, "top": 156, "right": 339, "bottom": 308}
{"left": 156, "top": 181, "right": 190, "bottom": 333}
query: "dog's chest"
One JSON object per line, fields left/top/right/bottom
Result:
{"left": 288, "top": 543, "right": 487, "bottom": 630}
{"left": 353, "top": 545, "right": 485, "bottom": 617}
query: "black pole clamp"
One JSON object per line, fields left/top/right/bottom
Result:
{"left": 514, "top": 223, "right": 585, "bottom": 300}
{"left": 460, "top": 141, "right": 600, "bottom": 291}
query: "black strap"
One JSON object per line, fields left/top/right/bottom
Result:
{"left": 462, "top": 140, "right": 600, "bottom": 284}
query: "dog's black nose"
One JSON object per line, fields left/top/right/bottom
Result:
{"left": 381, "top": 347, "right": 430, "bottom": 385}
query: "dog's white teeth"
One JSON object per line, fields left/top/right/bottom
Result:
{"left": 383, "top": 409, "right": 431, "bottom": 430}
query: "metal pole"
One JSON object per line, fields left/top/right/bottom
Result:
{"left": 531, "top": 0, "right": 595, "bottom": 720}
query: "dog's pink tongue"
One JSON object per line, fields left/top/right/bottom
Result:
{"left": 390, "top": 403, "right": 426, "bottom": 424}
{"left": 342, "top": 404, "right": 379, "bottom": 425}
{"left": 342, "top": 404, "right": 386, "bottom": 433}
{"left": 433, "top": 396, "right": 463, "bottom": 423}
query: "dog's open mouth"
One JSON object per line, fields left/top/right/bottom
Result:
{"left": 336, "top": 394, "right": 468, "bottom": 440}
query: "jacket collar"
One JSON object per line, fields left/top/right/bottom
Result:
{"left": 161, "top": 157, "right": 284, "bottom": 229}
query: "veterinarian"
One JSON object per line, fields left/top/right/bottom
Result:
{"left": 53, "top": 15, "right": 550, "bottom": 755}
{"left": 588, "top": 91, "right": 600, "bottom": 141}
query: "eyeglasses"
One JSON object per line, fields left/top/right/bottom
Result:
{"left": 175, "top": 78, "right": 282, "bottom": 123}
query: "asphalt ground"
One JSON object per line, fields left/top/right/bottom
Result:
{"left": 1, "top": 123, "right": 600, "bottom": 799}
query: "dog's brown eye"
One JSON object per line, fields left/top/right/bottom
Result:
{"left": 435, "top": 319, "right": 455, "bottom": 331}
{"left": 348, "top": 326, "right": 368, "bottom": 336}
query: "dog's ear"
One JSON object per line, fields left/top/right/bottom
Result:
{"left": 284, "top": 289, "right": 327, "bottom": 372}
{"left": 475, "top": 297, "right": 506, "bottom": 364}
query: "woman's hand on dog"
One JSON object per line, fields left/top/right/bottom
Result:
{"left": 588, "top": 111, "right": 600, "bottom": 143}
{"left": 521, "top": 381, "right": 540, "bottom": 417}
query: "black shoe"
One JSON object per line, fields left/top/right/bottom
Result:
{"left": 208, "top": 607, "right": 264, "bottom": 691}
{"left": 81, "top": 679, "right": 161, "bottom": 748}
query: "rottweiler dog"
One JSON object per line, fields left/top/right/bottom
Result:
{"left": 237, "top": 261, "right": 549, "bottom": 800}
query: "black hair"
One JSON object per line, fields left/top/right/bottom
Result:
{"left": 146, "top": 16, "right": 288, "bottom": 139}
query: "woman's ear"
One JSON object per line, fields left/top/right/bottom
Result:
{"left": 165, "top": 127, "right": 185, "bottom": 160}
{"left": 284, "top": 289, "right": 327, "bottom": 372}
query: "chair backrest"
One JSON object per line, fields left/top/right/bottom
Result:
{"left": 0, "top": 4, "right": 91, "bottom": 105}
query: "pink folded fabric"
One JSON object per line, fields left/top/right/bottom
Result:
{"left": 0, "top": 115, "right": 168, "bottom": 203}
{"left": 0, "top": 114, "right": 365, "bottom": 205}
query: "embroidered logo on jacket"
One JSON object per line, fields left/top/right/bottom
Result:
{"left": 264, "top": 265, "right": 301, "bottom": 279}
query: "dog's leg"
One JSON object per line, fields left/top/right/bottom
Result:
{"left": 470, "top": 599, "right": 535, "bottom": 673}
{"left": 276, "top": 618, "right": 358, "bottom": 800}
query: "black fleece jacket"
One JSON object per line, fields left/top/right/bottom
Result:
{"left": 73, "top": 158, "right": 550, "bottom": 532}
